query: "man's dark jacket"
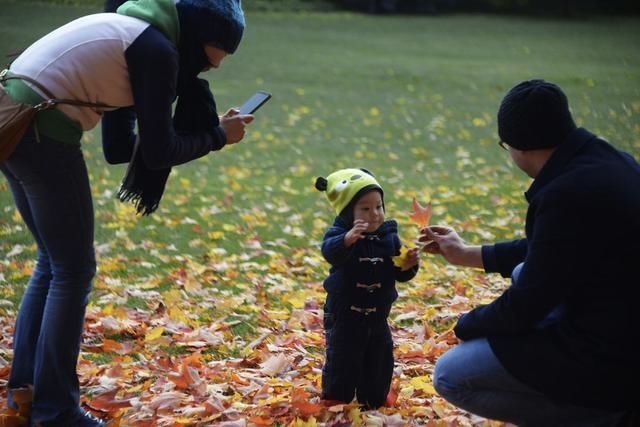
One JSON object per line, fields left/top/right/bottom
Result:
{"left": 455, "top": 128, "right": 640, "bottom": 410}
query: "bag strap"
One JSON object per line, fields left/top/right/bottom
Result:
{"left": 0, "top": 69, "right": 117, "bottom": 110}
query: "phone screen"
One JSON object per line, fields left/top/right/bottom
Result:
{"left": 239, "top": 91, "right": 272, "bottom": 115}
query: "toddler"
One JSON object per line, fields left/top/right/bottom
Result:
{"left": 315, "top": 168, "right": 419, "bottom": 408}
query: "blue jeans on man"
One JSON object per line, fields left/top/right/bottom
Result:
{"left": 1, "top": 128, "right": 97, "bottom": 425}
{"left": 433, "top": 263, "right": 627, "bottom": 426}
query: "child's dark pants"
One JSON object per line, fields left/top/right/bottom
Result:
{"left": 321, "top": 305, "right": 394, "bottom": 409}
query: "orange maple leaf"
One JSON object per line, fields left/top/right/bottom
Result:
{"left": 409, "top": 198, "right": 432, "bottom": 228}
{"left": 249, "top": 415, "right": 275, "bottom": 426}
{"left": 291, "top": 388, "right": 323, "bottom": 417}
{"left": 101, "top": 338, "right": 124, "bottom": 354}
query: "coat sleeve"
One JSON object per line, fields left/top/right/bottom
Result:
{"left": 481, "top": 239, "right": 528, "bottom": 278}
{"left": 101, "top": 107, "right": 137, "bottom": 164}
{"left": 321, "top": 226, "right": 354, "bottom": 267}
{"left": 101, "top": 26, "right": 226, "bottom": 169}
{"left": 454, "top": 190, "right": 577, "bottom": 340}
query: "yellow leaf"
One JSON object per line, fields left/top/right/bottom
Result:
{"left": 145, "top": 326, "right": 164, "bottom": 342}
{"left": 409, "top": 375, "right": 437, "bottom": 395}
{"left": 472, "top": 117, "right": 487, "bottom": 127}
{"left": 285, "top": 295, "right": 305, "bottom": 309}
{"left": 102, "top": 304, "right": 114, "bottom": 316}
{"left": 290, "top": 417, "right": 317, "bottom": 427}
{"left": 169, "top": 307, "right": 191, "bottom": 325}
{"left": 208, "top": 231, "right": 225, "bottom": 240}
{"left": 392, "top": 245, "right": 415, "bottom": 271}
{"left": 347, "top": 407, "right": 362, "bottom": 424}
{"left": 162, "top": 289, "right": 182, "bottom": 305}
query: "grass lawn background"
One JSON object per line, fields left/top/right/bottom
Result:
{"left": 0, "top": 1, "right": 639, "bottom": 424}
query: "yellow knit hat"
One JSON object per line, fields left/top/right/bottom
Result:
{"left": 315, "top": 168, "right": 383, "bottom": 215}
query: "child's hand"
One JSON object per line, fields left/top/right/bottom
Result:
{"left": 344, "top": 219, "right": 368, "bottom": 247}
{"left": 404, "top": 247, "right": 420, "bottom": 269}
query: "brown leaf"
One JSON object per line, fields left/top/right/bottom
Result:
{"left": 86, "top": 389, "right": 131, "bottom": 414}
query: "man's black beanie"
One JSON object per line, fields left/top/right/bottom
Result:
{"left": 498, "top": 79, "right": 577, "bottom": 150}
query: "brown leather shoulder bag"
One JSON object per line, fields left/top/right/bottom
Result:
{"left": 0, "top": 69, "right": 113, "bottom": 161}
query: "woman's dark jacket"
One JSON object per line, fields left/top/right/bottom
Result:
{"left": 455, "top": 127, "right": 640, "bottom": 410}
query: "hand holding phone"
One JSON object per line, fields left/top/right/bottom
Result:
{"left": 239, "top": 91, "right": 272, "bottom": 115}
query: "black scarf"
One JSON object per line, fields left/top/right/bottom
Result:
{"left": 117, "top": 9, "right": 219, "bottom": 215}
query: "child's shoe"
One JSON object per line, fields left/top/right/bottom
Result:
{"left": 69, "top": 410, "right": 106, "bottom": 427}
{"left": 33, "top": 408, "right": 106, "bottom": 427}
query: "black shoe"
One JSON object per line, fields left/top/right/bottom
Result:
{"left": 35, "top": 409, "right": 106, "bottom": 427}
{"left": 73, "top": 410, "right": 106, "bottom": 427}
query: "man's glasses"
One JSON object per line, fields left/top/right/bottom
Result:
{"left": 498, "top": 140, "right": 509, "bottom": 150}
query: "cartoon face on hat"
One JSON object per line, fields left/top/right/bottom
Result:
{"left": 315, "top": 168, "right": 383, "bottom": 215}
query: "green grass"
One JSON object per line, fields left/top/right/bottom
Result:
{"left": 1, "top": 2, "right": 639, "bottom": 307}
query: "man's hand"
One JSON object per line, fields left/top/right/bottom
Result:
{"left": 344, "top": 219, "right": 368, "bottom": 247}
{"left": 419, "top": 225, "right": 483, "bottom": 268}
{"left": 220, "top": 108, "right": 254, "bottom": 144}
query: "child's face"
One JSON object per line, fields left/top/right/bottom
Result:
{"left": 353, "top": 191, "right": 384, "bottom": 232}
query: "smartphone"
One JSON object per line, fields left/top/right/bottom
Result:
{"left": 238, "top": 91, "right": 272, "bottom": 115}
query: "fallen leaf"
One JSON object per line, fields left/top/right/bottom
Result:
{"left": 144, "top": 326, "right": 165, "bottom": 342}
{"left": 291, "top": 388, "right": 323, "bottom": 417}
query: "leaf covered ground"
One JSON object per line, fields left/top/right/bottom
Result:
{"left": 1, "top": 3, "right": 639, "bottom": 426}
{"left": 1, "top": 215, "right": 512, "bottom": 426}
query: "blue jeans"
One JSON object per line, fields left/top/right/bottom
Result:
{"left": 433, "top": 339, "right": 626, "bottom": 424}
{"left": 1, "top": 128, "right": 96, "bottom": 425}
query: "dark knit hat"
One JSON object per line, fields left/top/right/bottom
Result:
{"left": 176, "top": 0, "right": 245, "bottom": 54}
{"left": 498, "top": 79, "right": 576, "bottom": 150}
